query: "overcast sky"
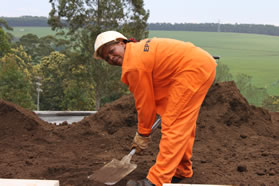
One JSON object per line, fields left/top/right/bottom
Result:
{"left": 0, "top": 0, "right": 278, "bottom": 26}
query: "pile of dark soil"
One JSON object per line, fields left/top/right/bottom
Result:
{"left": 0, "top": 81, "right": 278, "bottom": 186}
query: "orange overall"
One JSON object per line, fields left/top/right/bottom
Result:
{"left": 121, "top": 38, "right": 217, "bottom": 185}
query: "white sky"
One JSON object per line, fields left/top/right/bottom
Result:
{"left": 0, "top": 0, "right": 278, "bottom": 26}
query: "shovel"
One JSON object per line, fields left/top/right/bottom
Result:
{"left": 88, "top": 117, "right": 161, "bottom": 185}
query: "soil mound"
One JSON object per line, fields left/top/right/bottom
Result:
{"left": 0, "top": 100, "right": 53, "bottom": 141}
{"left": 0, "top": 81, "right": 278, "bottom": 185}
{"left": 200, "top": 81, "right": 275, "bottom": 136}
{"left": 88, "top": 95, "right": 137, "bottom": 134}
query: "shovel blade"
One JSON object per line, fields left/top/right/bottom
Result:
{"left": 89, "top": 158, "right": 137, "bottom": 185}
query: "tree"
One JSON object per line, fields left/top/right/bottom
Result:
{"left": 62, "top": 79, "right": 96, "bottom": 110}
{"left": 0, "top": 54, "right": 34, "bottom": 109}
{"left": 39, "top": 51, "right": 97, "bottom": 110}
{"left": 235, "top": 73, "right": 269, "bottom": 106}
{"left": 8, "top": 46, "right": 35, "bottom": 101}
{"left": 39, "top": 52, "right": 68, "bottom": 110}
{"left": 48, "top": 0, "right": 149, "bottom": 110}
{"left": 16, "top": 34, "right": 67, "bottom": 65}
{"left": 0, "top": 18, "right": 13, "bottom": 31}
{"left": 62, "top": 52, "right": 96, "bottom": 110}
{"left": 9, "top": 46, "right": 33, "bottom": 76}
{"left": 235, "top": 73, "right": 252, "bottom": 92}
{"left": 215, "top": 61, "right": 233, "bottom": 83}
{"left": 0, "top": 28, "right": 11, "bottom": 57}
{"left": 16, "top": 34, "right": 40, "bottom": 64}
{"left": 0, "top": 18, "right": 14, "bottom": 46}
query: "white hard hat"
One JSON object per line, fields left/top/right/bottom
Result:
{"left": 93, "top": 30, "right": 127, "bottom": 59}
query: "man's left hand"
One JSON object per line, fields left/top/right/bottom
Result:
{"left": 131, "top": 132, "right": 151, "bottom": 153}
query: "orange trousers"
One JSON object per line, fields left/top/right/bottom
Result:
{"left": 147, "top": 70, "right": 216, "bottom": 185}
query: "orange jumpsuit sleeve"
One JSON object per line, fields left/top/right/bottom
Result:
{"left": 122, "top": 69, "right": 157, "bottom": 135}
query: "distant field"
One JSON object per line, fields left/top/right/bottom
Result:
{"left": 7, "top": 27, "right": 279, "bottom": 95}
{"left": 8, "top": 27, "right": 56, "bottom": 38}
{"left": 149, "top": 31, "right": 279, "bottom": 96}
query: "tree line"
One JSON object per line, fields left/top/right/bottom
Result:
{"left": 2, "top": 16, "right": 279, "bottom": 36}
{"left": 148, "top": 23, "right": 279, "bottom": 36}
{"left": 1, "top": 16, "right": 50, "bottom": 27}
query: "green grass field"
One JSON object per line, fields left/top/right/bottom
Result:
{"left": 8, "top": 28, "right": 279, "bottom": 95}
{"left": 8, "top": 27, "right": 56, "bottom": 38}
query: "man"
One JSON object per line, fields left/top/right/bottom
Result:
{"left": 94, "top": 30, "right": 217, "bottom": 186}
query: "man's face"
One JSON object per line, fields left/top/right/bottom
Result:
{"left": 101, "top": 41, "right": 126, "bottom": 66}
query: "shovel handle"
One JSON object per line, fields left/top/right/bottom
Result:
{"left": 130, "top": 117, "right": 161, "bottom": 156}
{"left": 130, "top": 148, "right": 137, "bottom": 156}
{"left": 151, "top": 116, "right": 161, "bottom": 134}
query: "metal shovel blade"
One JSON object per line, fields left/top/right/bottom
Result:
{"left": 88, "top": 150, "right": 137, "bottom": 185}
{"left": 88, "top": 118, "right": 161, "bottom": 185}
